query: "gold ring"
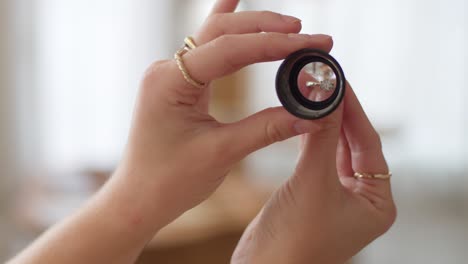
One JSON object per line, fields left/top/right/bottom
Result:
{"left": 184, "top": 36, "right": 197, "bottom": 50}
{"left": 353, "top": 172, "right": 392, "bottom": 180}
{"left": 174, "top": 36, "right": 206, "bottom": 89}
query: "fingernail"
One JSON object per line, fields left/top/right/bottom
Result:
{"left": 288, "top": 33, "right": 333, "bottom": 42}
{"left": 293, "top": 120, "right": 316, "bottom": 134}
{"left": 288, "top": 33, "right": 312, "bottom": 40}
{"left": 282, "top": 15, "right": 301, "bottom": 24}
{"left": 310, "top": 34, "right": 333, "bottom": 41}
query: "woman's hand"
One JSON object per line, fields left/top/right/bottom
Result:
{"left": 11, "top": 1, "right": 336, "bottom": 263}
{"left": 115, "top": 1, "right": 333, "bottom": 227}
{"left": 232, "top": 85, "right": 397, "bottom": 264}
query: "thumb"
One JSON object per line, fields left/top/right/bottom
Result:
{"left": 294, "top": 102, "right": 344, "bottom": 187}
{"left": 216, "top": 107, "right": 321, "bottom": 162}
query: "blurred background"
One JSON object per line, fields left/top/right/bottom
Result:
{"left": 0, "top": 0, "right": 467, "bottom": 263}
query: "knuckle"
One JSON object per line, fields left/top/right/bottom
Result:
{"left": 314, "top": 117, "right": 341, "bottom": 133}
{"left": 375, "top": 199, "right": 397, "bottom": 236}
{"left": 204, "top": 13, "right": 224, "bottom": 32}
{"left": 262, "top": 107, "right": 282, "bottom": 115}
{"left": 141, "top": 60, "right": 173, "bottom": 95}
{"left": 209, "top": 34, "right": 228, "bottom": 52}
{"left": 277, "top": 179, "right": 299, "bottom": 210}
{"left": 258, "top": 33, "right": 282, "bottom": 60}
{"left": 215, "top": 34, "right": 234, "bottom": 46}
{"left": 259, "top": 10, "right": 280, "bottom": 19}
{"left": 264, "top": 120, "right": 286, "bottom": 145}
{"left": 373, "top": 131, "right": 383, "bottom": 150}
{"left": 263, "top": 31, "right": 283, "bottom": 40}
{"left": 207, "top": 13, "right": 223, "bottom": 24}
{"left": 384, "top": 201, "right": 398, "bottom": 230}
{"left": 210, "top": 35, "right": 238, "bottom": 72}
{"left": 143, "top": 60, "right": 171, "bottom": 82}
{"left": 357, "top": 130, "right": 383, "bottom": 154}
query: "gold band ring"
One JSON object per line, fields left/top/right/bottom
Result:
{"left": 174, "top": 36, "right": 206, "bottom": 89}
{"left": 353, "top": 172, "right": 392, "bottom": 180}
{"left": 184, "top": 36, "right": 197, "bottom": 50}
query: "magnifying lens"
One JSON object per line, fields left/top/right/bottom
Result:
{"left": 276, "top": 49, "right": 346, "bottom": 120}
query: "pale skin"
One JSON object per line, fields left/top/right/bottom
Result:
{"left": 8, "top": 0, "right": 396, "bottom": 263}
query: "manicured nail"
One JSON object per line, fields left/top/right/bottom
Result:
{"left": 310, "top": 34, "right": 333, "bottom": 41}
{"left": 282, "top": 15, "right": 301, "bottom": 24}
{"left": 288, "top": 34, "right": 332, "bottom": 42}
{"left": 288, "top": 33, "right": 312, "bottom": 40}
{"left": 293, "top": 120, "right": 316, "bottom": 134}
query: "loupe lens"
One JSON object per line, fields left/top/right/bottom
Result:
{"left": 276, "top": 49, "right": 345, "bottom": 120}
{"left": 297, "top": 62, "right": 337, "bottom": 103}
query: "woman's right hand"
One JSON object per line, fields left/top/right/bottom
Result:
{"left": 232, "top": 85, "right": 397, "bottom": 264}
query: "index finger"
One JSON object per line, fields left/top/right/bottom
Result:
{"left": 181, "top": 33, "right": 333, "bottom": 85}
{"left": 342, "top": 83, "right": 393, "bottom": 201}
{"left": 343, "top": 83, "right": 388, "bottom": 174}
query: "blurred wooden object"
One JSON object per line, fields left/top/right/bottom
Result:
{"left": 138, "top": 171, "right": 269, "bottom": 264}
{"left": 210, "top": 69, "right": 249, "bottom": 122}
{"left": 138, "top": 232, "right": 241, "bottom": 264}
{"left": 17, "top": 169, "right": 271, "bottom": 264}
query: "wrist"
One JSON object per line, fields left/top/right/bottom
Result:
{"left": 90, "top": 165, "right": 184, "bottom": 250}
{"left": 108, "top": 166, "right": 184, "bottom": 230}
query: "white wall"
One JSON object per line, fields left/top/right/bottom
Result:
{"left": 0, "top": 0, "right": 32, "bottom": 259}
{"left": 34, "top": 0, "right": 175, "bottom": 172}
{"left": 244, "top": 0, "right": 468, "bottom": 184}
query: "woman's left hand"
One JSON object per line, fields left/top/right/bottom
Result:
{"left": 232, "top": 85, "right": 397, "bottom": 263}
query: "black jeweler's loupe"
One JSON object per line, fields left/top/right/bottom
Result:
{"left": 276, "top": 48, "right": 346, "bottom": 120}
